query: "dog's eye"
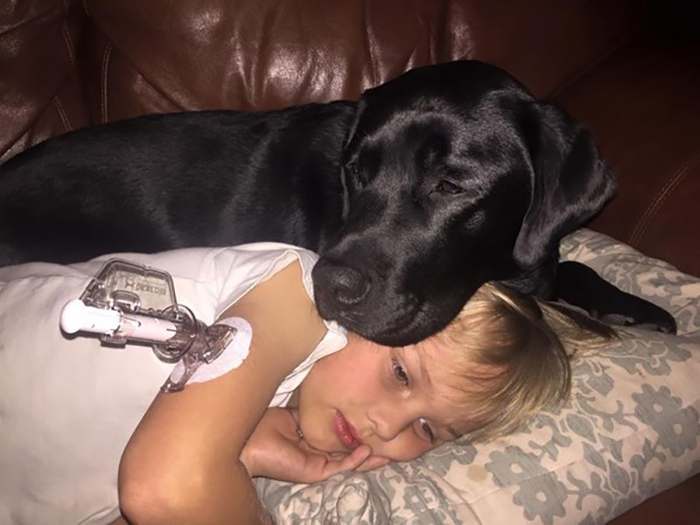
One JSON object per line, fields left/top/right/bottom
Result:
{"left": 436, "top": 180, "right": 463, "bottom": 195}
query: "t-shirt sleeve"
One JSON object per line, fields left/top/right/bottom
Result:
{"left": 204, "top": 242, "right": 322, "bottom": 320}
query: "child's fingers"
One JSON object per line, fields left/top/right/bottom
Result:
{"left": 317, "top": 445, "right": 371, "bottom": 478}
{"left": 328, "top": 447, "right": 390, "bottom": 475}
{"left": 354, "top": 455, "right": 390, "bottom": 472}
{"left": 342, "top": 444, "right": 373, "bottom": 469}
{"left": 304, "top": 446, "right": 391, "bottom": 482}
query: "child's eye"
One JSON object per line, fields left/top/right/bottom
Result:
{"left": 418, "top": 417, "right": 435, "bottom": 443}
{"left": 391, "top": 356, "right": 410, "bottom": 386}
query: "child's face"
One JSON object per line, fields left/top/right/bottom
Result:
{"left": 294, "top": 333, "right": 472, "bottom": 462}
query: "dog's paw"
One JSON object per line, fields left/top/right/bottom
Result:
{"left": 600, "top": 308, "right": 677, "bottom": 335}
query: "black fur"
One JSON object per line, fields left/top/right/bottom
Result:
{"left": 0, "top": 60, "right": 676, "bottom": 344}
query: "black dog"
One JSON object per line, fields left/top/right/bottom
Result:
{"left": 0, "top": 60, "right": 676, "bottom": 344}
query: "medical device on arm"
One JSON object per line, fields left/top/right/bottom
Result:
{"left": 59, "top": 259, "right": 249, "bottom": 392}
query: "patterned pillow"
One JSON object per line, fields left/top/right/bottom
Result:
{"left": 255, "top": 229, "right": 700, "bottom": 524}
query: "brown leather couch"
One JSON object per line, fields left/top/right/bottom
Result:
{"left": 1, "top": 1, "right": 698, "bottom": 522}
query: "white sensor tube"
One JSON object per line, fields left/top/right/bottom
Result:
{"left": 60, "top": 299, "right": 121, "bottom": 335}
{"left": 60, "top": 299, "right": 179, "bottom": 343}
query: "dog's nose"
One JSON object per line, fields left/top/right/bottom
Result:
{"left": 322, "top": 262, "right": 370, "bottom": 306}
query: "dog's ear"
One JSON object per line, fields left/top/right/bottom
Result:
{"left": 513, "top": 102, "right": 617, "bottom": 270}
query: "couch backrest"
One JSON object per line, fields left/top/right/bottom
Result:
{"left": 79, "top": 0, "right": 642, "bottom": 123}
{"left": 0, "top": 0, "right": 645, "bottom": 156}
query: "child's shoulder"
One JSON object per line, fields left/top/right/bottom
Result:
{"left": 212, "top": 243, "right": 320, "bottom": 318}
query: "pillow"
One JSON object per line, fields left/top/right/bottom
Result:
{"left": 255, "top": 229, "right": 700, "bottom": 524}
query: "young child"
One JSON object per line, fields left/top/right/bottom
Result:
{"left": 238, "top": 280, "right": 606, "bottom": 486}
{"left": 0, "top": 243, "right": 609, "bottom": 524}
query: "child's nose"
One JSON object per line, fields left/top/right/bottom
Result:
{"left": 368, "top": 405, "right": 414, "bottom": 441}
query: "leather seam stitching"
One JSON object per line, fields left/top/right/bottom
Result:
{"left": 53, "top": 96, "right": 72, "bottom": 133}
{"left": 629, "top": 148, "right": 700, "bottom": 246}
{"left": 60, "top": 0, "right": 76, "bottom": 65}
{"left": 100, "top": 42, "right": 113, "bottom": 123}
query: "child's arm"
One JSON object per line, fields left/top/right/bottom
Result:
{"left": 118, "top": 261, "right": 327, "bottom": 524}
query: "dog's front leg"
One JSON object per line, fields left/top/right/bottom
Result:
{"left": 554, "top": 261, "right": 677, "bottom": 334}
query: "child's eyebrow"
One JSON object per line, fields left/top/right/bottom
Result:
{"left": 412, "top": 348, "right": 461, "bottom": 441}
{"left": 414, "top": 349, "right": 433, "bottom": 390}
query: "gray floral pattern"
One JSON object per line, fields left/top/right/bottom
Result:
{"left": 256, "top": 229, "right": 700, "bottom": 524}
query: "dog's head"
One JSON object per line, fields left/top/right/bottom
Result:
{"left": 313, "top": 60, "right": 616, "bottom": 346}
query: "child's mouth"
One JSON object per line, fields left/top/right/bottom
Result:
{"left": 334, "top": 411, "right": 361, "bottom": 450}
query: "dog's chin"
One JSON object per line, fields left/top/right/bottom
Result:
{"left": 354, "top": 318, "right": 446, "bottom": 347}
{"left": 314, "top": 297, "right": 449, "bottom": 347}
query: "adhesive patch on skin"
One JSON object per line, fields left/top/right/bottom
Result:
{"left": 169, "top": 317, "right": 253, "bottom": 385}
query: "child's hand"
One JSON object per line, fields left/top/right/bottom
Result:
{"left": 241, "top": 408, "right": 389, "bottom": 483}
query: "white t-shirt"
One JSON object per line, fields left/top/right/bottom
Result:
{"left": 0, "top": 243, "right": 347, "bottom": 525}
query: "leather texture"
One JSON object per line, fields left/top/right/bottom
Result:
{"left": 0, "top": 0, "right": 89, "bottom": 157}
{"left": 77, "top": 0, "right": 642, "bottom": 118}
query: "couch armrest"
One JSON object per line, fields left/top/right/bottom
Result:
{"left": 555, "top": 38, "right": 700, "bottom": 277}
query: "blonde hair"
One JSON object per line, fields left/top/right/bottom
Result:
{"left": 428, "top": 282, "right": 615, "bottom": 442}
